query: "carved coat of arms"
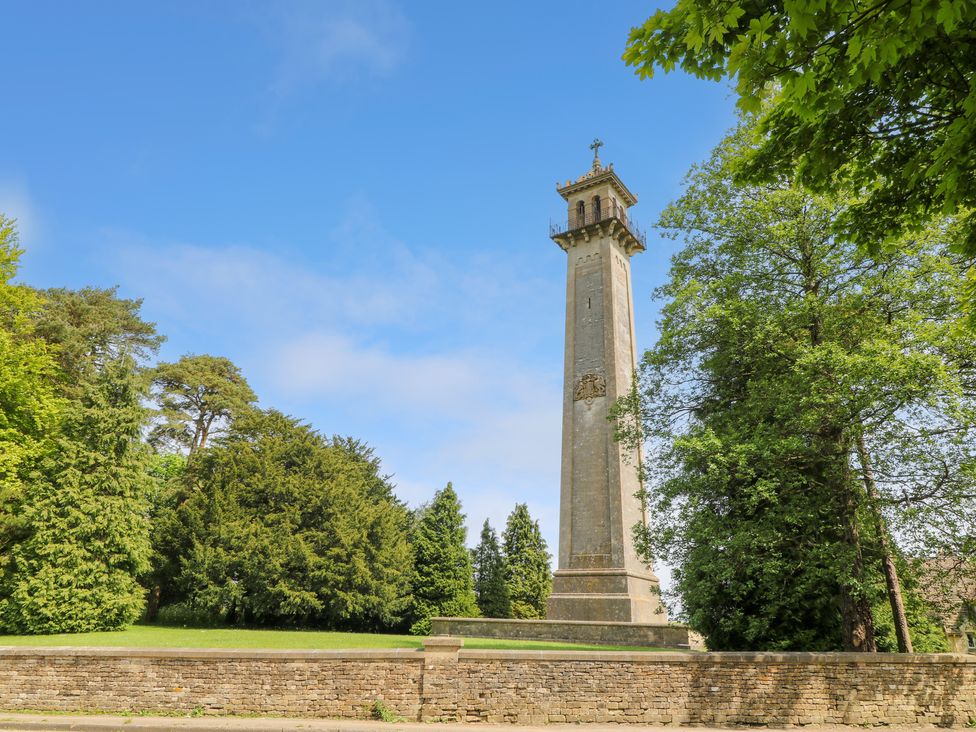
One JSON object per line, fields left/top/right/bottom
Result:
{"left": 574, "top": 373, "right": 606, "bottom": 402}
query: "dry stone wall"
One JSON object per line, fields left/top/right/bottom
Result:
{"left": 0, "top": 642, "right": 973, "bottom": 726}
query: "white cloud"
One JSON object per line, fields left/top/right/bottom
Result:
{"left": 98, "top": 202, "right": 567, "bottom": 564}
{"left": 264, "top": 0, "right": 409, "bottom": 93}
{"left": 104, "top": 235, "right": 437, "bottom": 341}
{"left": 272, "top": 331, "right": 485, "bottom": 413}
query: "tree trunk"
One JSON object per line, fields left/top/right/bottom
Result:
{"left": 144, "top": 584, "right": 162, "bottom": 621}
{"left": 839, "top": 502, "right": 877, "bottom": 652}
{"left": 836, "top": 436, "right": 877, "bottom": 652}
{"left": 855, "top": 433, "right": 913, "bottom": 653}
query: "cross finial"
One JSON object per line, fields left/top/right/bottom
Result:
{"left": 589, "top": 138, "right": 604, "bottom": 170}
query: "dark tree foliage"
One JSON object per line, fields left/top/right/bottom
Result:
{"left": 171, "top": 409, "right": 413, "bottom": 631}
{"left": 502, "top": 504, "right": 552, "bottom": 620}
{"left": 408, "top": 483, "right": 478, "bottom": 634}
{"left": 141, "top": 452, "right": 189, "bottom": 620}
{"left": 472, "top": 520, "right": 510, "bottom": 618}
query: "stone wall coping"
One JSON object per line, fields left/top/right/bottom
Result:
{"left": 456, "top": 649, "right": 976, "bottom": 664}
{"left": 422, "top": 636, "right": 464, "bottom": 652}
{"left": 1, "top": 645, "right": 972, "bottom": 665}
{"left": 432, "top": 615, "right": 686, "bottom": 629}
{"left": 0, "top": 646, "right": 424, "bottom": 661}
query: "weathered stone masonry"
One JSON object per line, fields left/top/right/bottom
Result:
{"left": 1, "top": 641, "right": 974, "bottom": 726}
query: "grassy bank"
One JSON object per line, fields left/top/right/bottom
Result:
{"left": 0, "top": 624, "right": 672, "bottom": 652}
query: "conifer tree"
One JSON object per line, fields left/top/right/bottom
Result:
{"left": 2, "top": 287, "right": 160, "bottom": 633}
{"left": 149, "top": 354, "right": 256, "bottom": 454}
{"left": 472, "top": 519, "right": 510, "bottom": 618}
{"left": 173, "top": 410, "right": 413, "bottom": 630}
{"left": 502, "top": 504, "right": 552, "bottom": 619}
{"left": 0, "top": 217, "right": 60, "bottom": 613}
{"left": 409, "top": 483, "right": 478, "bottom": 634}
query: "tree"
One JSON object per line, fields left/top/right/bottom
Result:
{"left": 142, "top": 452, "right": 188, "bottom": 620}
{"left": 624, "top": 1, "right": 976, "bottom": 254}
{"left": 150, "top": 354, "right": 256, "bottom": 454}
{"left": 171, "top": 409, "right": 413, "bottom": 630}
{"left": 472, "top": 520, "right": 510, "bottom": 618}
{"left": 408, "top": 483, "right": 478, "bottom": 634}
{"left": 616, "top": 122, "right": 975, "bottom": 651}
{"left": 0, "top": 216, "right": 60, "bottom": 600}
{"left": 501, "top": 504, "right": 552, "bottom": 620}
{"left": 2, "top": 287, "right": 160, "bottom": 633}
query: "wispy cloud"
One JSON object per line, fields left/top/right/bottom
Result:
{"left": 262, "top": 0, "right": 410, "bottom": 94}
{"left": 98, "top": 198, "right": 564, "bottom": 547}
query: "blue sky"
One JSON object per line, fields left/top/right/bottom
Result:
{"left": 2, "top": 1, "right": 736, "bottom": 577}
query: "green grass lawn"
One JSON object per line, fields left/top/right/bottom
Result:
{"left": 0, "top": 624, "right": 672, "bottom": 652}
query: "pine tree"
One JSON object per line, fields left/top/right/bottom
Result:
{"left": 502, "top": 504, "right": 551, "bottom": 619}
{"left": 409, "top": 483, "right": 478, "bottom": 634}
{"left": 472, "top": 520, "right": 510, "bottom": 618}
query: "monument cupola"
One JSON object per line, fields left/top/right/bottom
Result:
{"left": 550, "top": 139, "right": 645, "bottom": 257}
{"left": 546, "top": 141, "right": 665, "bottom": 625}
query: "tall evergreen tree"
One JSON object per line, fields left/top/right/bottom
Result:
{"left": 409, "top": 483, "right": 478, "bottom": 634}
{"left": 0, "top": 217, "right": 60, "bottom": 605}
{"left": 472, "top": 520, "right": 510, "bottom": 618}
{"left": 502, "top": 504, "right": 551, "bottom": 619}
{"left": 2, "top": 287, "right": 161, "bottom": 633}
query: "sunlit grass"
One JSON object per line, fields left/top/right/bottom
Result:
{"left": 0, "top": 623, "right": 673, "bottom": 652}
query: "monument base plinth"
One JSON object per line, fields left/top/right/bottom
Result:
{"left": 546, "top": 567, "right": 665, "bottom": 623}
{"left": 429, "top": 616, "right": 699, "bottom": 649}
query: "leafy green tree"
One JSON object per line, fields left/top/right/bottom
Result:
{"left": 173, "top": 409, "right": 412, "bottom": 630}
{"left": 408, "top": 483, "right": 478, "bottom": 634}
{"left": 2, "top": 287, "right": 160, "bottom": 633}
{"left": 624, "top": 0, "right": 976, "bottom": 253}
{"left": 872, "top": 564, "right": 949, "bottom": 654}
{"left": 472, "top": 520, "right": 510, "bottom": 618}
{"left": 502, "top": 504, "right": 551, "bottom": 620}
{"left": 0, "top": 217, "right": 60, "bottom": 592}
{"left": 616, "top": 122, "right": 975, "bottom": 651}
{"left": 149, "top": 354, "right": 256, "bottom": 454}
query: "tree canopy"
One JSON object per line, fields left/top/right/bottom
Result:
{"left": 408, "top": 483, "right": 478, "bottom": 634}
{"left": 624, "top": 1, "right": 976, "bottom": 254}
{"left": 1, "top": 285, "right": 159, "bottom": 633}
{"left": 0, "top": 217, "right": 60, "bottom": 590}
{"left": 502, "top": 504, "right": 552, "bottom": 620}
{"left": 616, "top": 121, "right": 975, "bottom": 651}
{"left": 171, "top": 409, "right": 413, "bottom": 630}
{"left": 472, "top": 519, "right": 510, "bottom": 619}
{"left": 150, "top": 354, "right": 256, "bottom": 454}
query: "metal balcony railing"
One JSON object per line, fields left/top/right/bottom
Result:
{"left": 549, "top": 200, "right": 647, "bottom": 247}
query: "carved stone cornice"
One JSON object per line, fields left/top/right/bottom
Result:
{"left": 551, "top": 218, "right": 645, "bottom": 256}
{"left": 556, "top": 166, "right": 638, "bottom": 207}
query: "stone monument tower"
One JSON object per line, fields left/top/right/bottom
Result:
{"left": 546, "top": 141, "right": 666, "bottom": 624}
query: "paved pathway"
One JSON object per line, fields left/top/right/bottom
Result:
{"left": 0, "top": 713, "right": 953, "bottom": 732}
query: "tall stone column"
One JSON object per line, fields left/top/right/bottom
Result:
{"left": 546, "top": 145, "right": 666, "bottom": 624}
